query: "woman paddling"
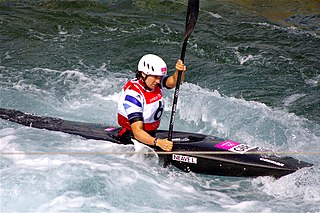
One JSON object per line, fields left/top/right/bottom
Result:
{"left": 117, "top": 54, "right": 187, "bottom": 151}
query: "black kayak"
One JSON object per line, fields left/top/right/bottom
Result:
{"left": 0, "top": 108, "right": 313, "bottom": 178}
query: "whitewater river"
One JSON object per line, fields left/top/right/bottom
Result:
{"left": 1, "top": 1, "right": 319, "bottom": 212}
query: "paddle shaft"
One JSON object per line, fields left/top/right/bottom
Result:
{"left": 168, "top": 0, "right": 199, "bottom": 141}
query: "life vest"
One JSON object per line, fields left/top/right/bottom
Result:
{"left": 117, "top": 78, "right": 167, "bottom": 132}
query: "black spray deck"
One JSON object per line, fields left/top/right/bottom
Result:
{"left": 0, "top": 108, "right": 313, "bottom": 178}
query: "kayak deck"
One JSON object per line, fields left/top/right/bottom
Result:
{"left": 0, "top": 108, "right": 313, "bottom": 178}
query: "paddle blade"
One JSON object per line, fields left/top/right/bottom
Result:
{"left": 180, "top": 0, "right": 199, "bottom": 62}
{"left": 184, "top": 0, "right": 199, "bottom": 40}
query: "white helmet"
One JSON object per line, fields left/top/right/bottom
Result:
{"left": 138, "top": 54, "right": 167, "bottom": 76}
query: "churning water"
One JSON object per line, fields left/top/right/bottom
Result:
{"left": 1, "top": 1, "right": 319, "bottom": 212}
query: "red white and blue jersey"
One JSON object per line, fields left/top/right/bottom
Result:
{"left": 117, "top": 77, "right": 168, "bottom": 132}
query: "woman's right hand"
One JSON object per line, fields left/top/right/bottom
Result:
{"left": 156, "top": 138, "right": 173, "bottom": 152}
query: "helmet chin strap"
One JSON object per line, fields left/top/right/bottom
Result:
{"left": 141, "top": 73, "right": 153, "bottom": 91}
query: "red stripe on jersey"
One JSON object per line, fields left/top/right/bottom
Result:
{"left": 118, "top": 113, "right": 132, "bottom": 130}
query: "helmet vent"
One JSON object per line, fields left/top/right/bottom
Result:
{"left": 152, "top": 67, "right": 154, "bottom": 71}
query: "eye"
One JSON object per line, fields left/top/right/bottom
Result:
{"left": 152, "top": 66, "right": 154, "bottom": 71}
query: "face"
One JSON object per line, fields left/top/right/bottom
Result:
{"left": 142, "top": 74, "right": 162, "bottom": 90}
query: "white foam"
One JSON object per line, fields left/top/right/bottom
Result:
{"left": 0, "top": 135, "right": 18, "bottom": 150}
{"left": 15, "top": 156, "right": 67, "bottom": 169}
{"left": 171, "top": 82, "right": 319, "bottom": 152}
{"left": 283, "top": 94, "right": 306, "bottom": 107}
{"left": 305, "top": 74, "right": 320, "bottom": 87}
{"left": 207, "top": 11, "right": 222, "bottom": 19}
{"left": 0, "top": 127, "right": 16, "bottom": 137}
{"left": 36, "top": 193, "right": 125, "bottom": 213}
{"left": 13, "top": 79, "right": 52, "bottom": 96}
{"left": 59, "top": 70, "right": 92, "bottom": 83}
{"left": 252, "top": 166, "right": 320, "bottom": 202}
{"left": 223, "top": 200, "right": 272, "bottom": 212}
{"left": 93, "top": 92, "right": 121, "bottom": 102}
{"left": 246, "top": 22, "right": 319, "bottom": 38}
{"left": 0, "top": 130, "right": 25, "bottom": 160}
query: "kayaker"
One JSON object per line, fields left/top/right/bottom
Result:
{"left": 117, "top": 54, "right": 187, "bottom": 151}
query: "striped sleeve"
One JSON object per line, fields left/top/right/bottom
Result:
{"left": 123, "top": 89, "right": 144, "bottom": 124}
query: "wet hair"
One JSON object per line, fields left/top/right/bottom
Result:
{"left": 135, "top": 69, "right": 142, "bottom": 79}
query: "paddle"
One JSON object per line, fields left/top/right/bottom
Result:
{"left": 168, "top": 0, "right": 199, "bottom": 141}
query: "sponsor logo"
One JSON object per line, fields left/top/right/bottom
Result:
{"left": 172, "top": 154, "right": 197, "bottom": 164}
{"left": 215, "top": 140, "right": 239, "bottom": 150}
{"left": 229, "top": 144, "right": 256, "bottom": 154}
{"left": 215, "top": 140, "right": 256, "bottom": 154}
{"left": 149, "top": 94, "right": 162, "bottom": 102}
{"left": 259, "top": 158, "right": 284, "bottom": 167}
